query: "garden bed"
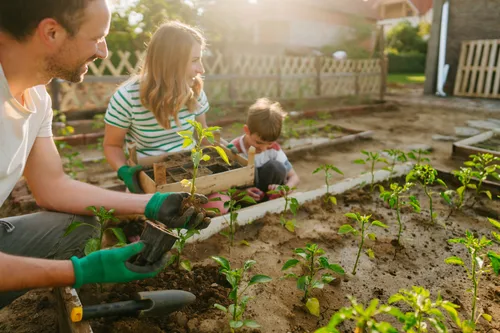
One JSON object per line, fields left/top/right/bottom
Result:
{"left": 58, "top": 166, "right": 500, "bottom": 333}
{"left": 453, "top": 130, "right": 500, "bottom": 161}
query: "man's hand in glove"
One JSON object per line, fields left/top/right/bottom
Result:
{"left": 144, "top": 192, "right": 216, "bottom": 229}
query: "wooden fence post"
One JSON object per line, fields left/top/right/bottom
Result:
{"left": 277, "top": 56, "right": 282, "bottom": 98}
{"left": 379, "top": 26, "right": 387, "bottom": 101}
{"left": 228, "top": 54, "right": 237, "bottom": 101}
{"left": 315, "top": 56, "right": 322, "bottom": 96}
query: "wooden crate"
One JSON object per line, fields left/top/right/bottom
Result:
{"left": 452, "top": 130, "right": 500, "bottom": 161}
{"left": 127, "top": 138, "right": 256, "bottom": 195}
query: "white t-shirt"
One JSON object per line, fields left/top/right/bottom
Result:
{"left": 0, "top": 64, "right": 53, "bottom": 207}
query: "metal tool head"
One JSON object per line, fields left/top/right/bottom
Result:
{"left": 134, "top": 290, "right": 196, "bottom": 317}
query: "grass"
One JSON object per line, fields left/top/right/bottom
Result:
{"left": 388, "top": 73, "right": 425, "bottom": 85}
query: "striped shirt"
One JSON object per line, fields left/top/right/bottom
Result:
{"left": 105, "top": 79, "right": 209, "bottom": 157}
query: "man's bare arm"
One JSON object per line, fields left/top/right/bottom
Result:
{"left": 0, "top": 251, "right": 74, "bottom": 291}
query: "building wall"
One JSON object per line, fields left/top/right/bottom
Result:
{"left": 444, "top": 0, "right": 500, "bottom": 94}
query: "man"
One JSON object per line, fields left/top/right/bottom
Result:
{"left": 0, "top": 0, "right": 213, "bottom": 308}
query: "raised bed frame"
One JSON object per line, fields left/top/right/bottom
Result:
{"left": 452, "top": 130, "right": 500, "bottom": 161}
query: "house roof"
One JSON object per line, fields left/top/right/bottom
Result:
{"left": 372, "top": 0, "right": 433, "bottom": 15}
{"left": 311, "top": 0, "right": 379, "bottom": 20}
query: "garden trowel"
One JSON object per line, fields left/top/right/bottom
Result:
{"left": 70, "top": 290, "right": 195, "bottom": 322}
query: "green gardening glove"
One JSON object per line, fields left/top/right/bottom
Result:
{"left": 117, "top": 165, "right": 144, "bottom": 193}
{"left": 145, "top": 192, "right": 216, "bottom": 229}
{"left": 70, "top": 241, "right": 168, "bottom": 288}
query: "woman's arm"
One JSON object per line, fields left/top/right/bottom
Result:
{"left": 103, "top": 124, "right": 129, "bottom": 171}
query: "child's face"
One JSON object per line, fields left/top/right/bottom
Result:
{"left": 244, "top": 126, "right": 273, "bottom": 153}
{"left": 186, "top": 42, "right": 204, "bottom": 87}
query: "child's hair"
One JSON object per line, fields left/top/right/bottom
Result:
{"left": 246, "top": 98, "right": 287, "bottom": 142}
{"left": 139, "top": 21, "right": 206, "bottom": 129}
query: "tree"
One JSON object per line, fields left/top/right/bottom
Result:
{"left": 386, "top": 21, "right": 427, "bottom": 55}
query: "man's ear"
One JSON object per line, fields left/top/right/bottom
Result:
{"left": 36, "top": 18, "right": 67, "bottom": 48}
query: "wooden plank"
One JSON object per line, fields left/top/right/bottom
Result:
{"left": 460, "top": 41, "right": 476, "bottom": 95}
{"left": 493, "top": 43, "right": 500, "bottom": 98}
{"left": 476, "top": 40, "right": 491, "bottom": 96}
{"left": 483, "top": 40, "right": 498, "bottom": 97}
{"left": 467, "top": 40, "right": 483, "bottom": 96}
{"left": 153, "top": 162, "right": 167, "bottom": 185}
{"left": 378, "top": 26, "right": 386, "bottom": 101}
{"left": 56, "top": 287, "right": 93, "bottom": 333}
{"left": 157, "top": 165, "right": 255, "bottom": 194}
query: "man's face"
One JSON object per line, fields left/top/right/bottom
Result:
{"left": 46, "top": 0, "right": 110, "bottom": 83}
{"left": 186, "top": 42, "right": 204, "bottom": 87}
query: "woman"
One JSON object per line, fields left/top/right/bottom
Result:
{"left": 103, "top": 21, "right": 210, "bottom": 193}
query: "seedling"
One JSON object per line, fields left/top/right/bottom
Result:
{"left": 268, "top": 185, "right": 299, "bottom": 232}
{"left": 221, "top": 188, "right": 256, "bottom": 246}
{"left": 91, "top": 113, "right": 105, "bottom": 130}
{"left": 464, "top": 153, "right": 500, "bottom": 205}
{"left": 445, "top": 229, "right": 500, "bottom": 324}
{"left": 383, "top": 149, "right": 407, "bottom": 179}
{"left": 312, "top": 164, "right": 344, "bottom": 205}
{"left": 53, "top": 109, "right": 75, "bottom": 136}
{"left": 166, "top": 228, "right": 199, "bottom": 271}
{"left": 388, "top": 286, "right": 471, "bottom": 333}
{"left": 212, "top": 256, "right": 272, "bottom": 332}
{"left": 380, "top": 182, "right": 420, "bottom": 246}
{"left": 64, "top": 206, "right": 126, "bottom": 256}
{"left": 353, "top": 150, "right": 388, "bottom": 192}
{"left": 441, "top": 167, "right": 473, "bottom": 213}
{"left": 177, "top": 120, "right": 230, "bottom": 203}
{"left": 339, "top": 213, "right": 388, "bottom": 275}
{"left": 407, "top": 148, "right": 431, "bottom": 165}
{"left": 315, "top": 296, "right": 400, "bottom": 333}
{"left": 406, "top": 164, "right": 446, "bottom": 223}
{"left": 55, "top": 141, "right": 85, "bottom": 179}
{"left": 281, "top": 243, "right": 344, "bottom": 317}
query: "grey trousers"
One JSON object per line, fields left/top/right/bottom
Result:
{"left": 0, "top": 212, "right": 98, "bottom": 309}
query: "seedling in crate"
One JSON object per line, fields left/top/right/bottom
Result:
{"left": 221, "top": 188, "right": 257, "bottom": 247}
{"left": 407, "top": 148, "right": 431, "bottom": 165}
{"left": 445, "top": 229, "right": 500, "bottom": 325}
{"left": 281, "top": 243, "right": 344, "bottom": 317}
{"left": 212, "top": 256, "right": 272, "bottom": 332}
{"left": 64, "top": 206, "right": 126, "bottom": 255}
{"left": 464, "top": 153, "right": 500, "bottom": 205}
{"left": 166, "top": 228, "right": 199, "bottom": 271}
{"left": 315, "top": 295, "right": 400, "bottom": 333}
{"left": 339, "top": 213, "right": 388, "bottom": 275}
{"left": 380, "top": 182, "right": 420, "bottom": 246}
{"left": 406, "top": 164, "right": 446, "bottom": 224}
{"left": 177, "top": 120, "right": 230, "bottom": 210}
{"left": 353, "top": 150, "right": 388, "bottom": 192}
{"left": 382, "top": 149, "right": 407, "bottom": 179}
{"left": 388, "top": 286, "right": 471, "bottom": 333}
{"left": 268, "top": 184, "right": 299, "bottom": 232}
{"left": 312, "top": 164, "right": 343, "bottom": 205}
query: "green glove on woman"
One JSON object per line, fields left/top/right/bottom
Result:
{"left": 117, "top": 165, "right": 144, "bottom": 193}
{"left": 70, "top": 241, "right": 167, "bottom": 288}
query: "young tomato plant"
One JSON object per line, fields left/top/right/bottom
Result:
{"left": 353, "top": 150, "right": 388, "bottom": 193}
{"left": 380, "top": 182, "right": 420, "bottom": 246}
{"left": 445, "top": 229, "right": 500, "bottom": 325}
{"left": 166, "top": 228, "right": 199, "bottom": 271}
{"left": 339, "top": 213, "right": 388, "bottom": 275}
{"left": 281, "top": 243, "right": 344, "bottom": 317}
{"left": 212, "top": 256, "right": 272, "bottom": 332}
{"left": 177, "top": 120, "right": 230, "bottom": 202}
{"left": 315, "top": 296, "right": 400, "bottom": 333}
{"left": 383, "top": 149, "right": 407, "bottom": 179}
{"left": 64, "top": 206, "right": 126, "bottom": 255}
{"left": 221, "top": 188, "right": 256, "bottom": 246}
{"left": 312, "top": 164, "right": 343, "bottom": 205}
{"left": 407, "top": 148, "right": 431, "bottom": 165}
{"left": 406, "top": 164, "right": 446, "bottom": 224}
{"left": 441, "top": 167, "right": 473, "bottom": 213}
{"left": 388, "top": 286, "right": 471, "bottom": 333}
{"left": 464, "top": 153, "right": 500, "bottom": 205}
{"left": 268, "top": 184, "right": 299, "bottom": 232}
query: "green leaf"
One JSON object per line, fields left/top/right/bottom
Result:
{"left": 297, "top": 276, "right": 308, "bottom": 291}
{"left": 182, "top": 137, "right": 193, "bottom": 148}
{"left": 201, "top": 154, "right": 210, "bottom": 161}
{"left": 177, "top": 130, "right": 193, "bottom": 137}
{"left": 84, "top": 238, "right": 100, "bottom": 256}
{"left": 353, "top": 159, "right": 366, "bottom": 164}
{"left": 339, "top": 224, "right": 356, "bottom": 234}
{"left": 180, "top": 260, "right": 192, "bottom": 271}
{"left": 214, "top": 146, "right": 230, "bottom": 165}
{"left": 436, "top": 178, "right": 447, "bottom": 187}
{"left": 328, "top": 264, "right": 345, "bottom": 274}
{"left": 230, "top": 320, "right": 244, "bottom": 329}
{"left": 367, "top": 233, "right": 377, "bottom": 241}
{"left": 487, "top": 251, "right": 500, "bottom": 275}
{"left": 372, "top": 220, "right": 388, "bottom": 228}
{"left": 211, "top": 256, "right": 230, "bottom": 270}
{"left": 467, "top": 183, "right": 477, "bottom": 189}
{"left": 214, "top": 303, "right": 227, "bottom": 312}
{"left": 445, "top": 256, "right": 465, "bottom": 266}
{"left": 482, "top": 313, "right": 492, "bottom": 322}
{"left": 345, "top": 213, "right": 358, "bottom": 220}
{"left": 306, "top": 297, "right": 321, "bottom": 317}
{"left": 457, "top": 186, "right": 466, "bottom": 197}
{"left": 329, "top": 196, "right": 337, "bottom": 205}
{"left": 285, "top": 220, "right": 295, "bottom": 233}
{"left": 243, "top": 320, "right": 260, "bottom": 328}
{"left": 239, "top": 240, "right": 250, "bottom": 246}
{"left": 63, "top": 221, "right": 84, "bottom": 236}
{"left": 249, "top": 275, "right": 272, "bottom": 285}
{"left": 321, "top": 274, "right": 336, "bottom": 284}
{"left": 109, "top": 228, "right": 127, "bottom": 244}
{"left": 484, "top": 190, "right": 493, "bottom": 200}
{"left": 488, "top": 218, "right": 500, "bottom": 230}
{"left": 366, "top": 248, "right": 375, "bottom": 258}
{"left": 282, "top": 259, "right": 300, "bottom": 270}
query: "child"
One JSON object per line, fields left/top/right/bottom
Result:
{"left": 204, "top": 98, "right": 300, "bottom": 214}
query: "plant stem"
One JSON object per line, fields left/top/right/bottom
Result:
{"left": 471, "top": 253, "right": 478, "bottom": 322}
{"left": 229, "top": 204, "right": 234, "bottom": 247}
{"left": 370, "top": 160, "right": 375, "bottom": 193}
{"left": 304, "top": 250, "right": 315, "bottom": 302}
{"left": 396, "top": 199, "right": 402, "bottom": 245}
{"left": 190, "top": 164, "right": 198, "bottom": 201}
{"left": 325, "top": 172, "right": 330, "bottom": 194}
{"left": 353, "top": 221, "right": 365, "bottom": 275}
{"left": 424, "top": 185, "right": 434, "bottom": 223}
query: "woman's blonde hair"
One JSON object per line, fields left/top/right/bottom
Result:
{"left": 139, "top": 21, "right": 206, "bottom": 129}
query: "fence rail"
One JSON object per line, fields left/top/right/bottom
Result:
{"left": 454, "top": 39, "right": 500, "bottom": 98}
{"left": 52, "top": 50, "right": 384, "bottom": 112}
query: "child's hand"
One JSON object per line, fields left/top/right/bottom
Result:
{"left": 267, "top": 184, "right": 289, "bottom": 200}
{"left": 246, "top": 187, "right": 264, "bottom": 201}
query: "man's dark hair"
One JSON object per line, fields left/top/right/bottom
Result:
{"left": 0, "top": 0, "right": 95, "bottom": 41}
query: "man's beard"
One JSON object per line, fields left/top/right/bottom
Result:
{"left": 45, "top": 56, "right": 93, "bottom": 83}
